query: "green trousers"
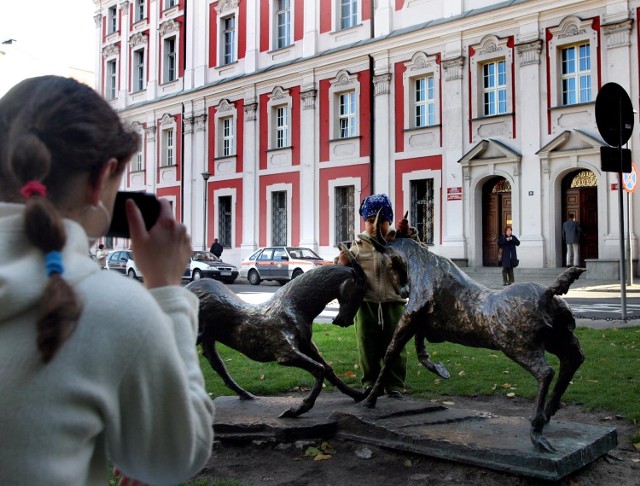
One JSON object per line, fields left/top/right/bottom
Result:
{"left": 354, "top": 301, "right": 407, "bottom": 393}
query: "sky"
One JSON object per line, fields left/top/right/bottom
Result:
{"left": 0, "top": 0, "right": 97, "bottom": 96}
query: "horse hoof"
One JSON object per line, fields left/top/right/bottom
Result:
{"left": 531, "top": 432, "right": 556, "bottom": 453}
{"left": 278, "top": 408, "right": 300, "bottom": 418}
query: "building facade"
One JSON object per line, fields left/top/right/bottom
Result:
{"left": 93, "top": 0, "right": 640, "bottom": 270}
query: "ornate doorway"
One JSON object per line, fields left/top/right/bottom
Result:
{"left": 562, "top": 170, "right": 598, "bottom": 266}
{"left": 482, "top": 177, "right": 511, "bottom": 266}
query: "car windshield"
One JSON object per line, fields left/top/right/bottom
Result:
{"left": 287, "top": 247, "right": 322, "bottom": 260}
{"left": 192, "top": 251, "right": 221, "bottom": 262}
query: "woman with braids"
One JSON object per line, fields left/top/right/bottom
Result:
{"left": 0, "top": 76, "right": 214, "bottom": 484}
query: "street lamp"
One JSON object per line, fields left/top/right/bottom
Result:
{"left": 201, "top": 171, "right": 211, "bottom": 251}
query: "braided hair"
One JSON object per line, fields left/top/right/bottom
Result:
{"left": 0, "top": 76, "right": 139, "bottom": 363}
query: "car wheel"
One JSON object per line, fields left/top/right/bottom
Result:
{"left": 291, "top": 268, "right": 304, "bottom": 280}
{"left": 248, "top": 269, "right": 261, "bottom": 285}
{"left": 192, "top": 269, "right": 202, "bottom": 281}
{"left": 127, "top": 269, "right": 137, "bottom": 279}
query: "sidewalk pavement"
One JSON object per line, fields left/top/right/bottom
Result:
{"left": 459, "top": 268, "right": 640, "bottom": 329}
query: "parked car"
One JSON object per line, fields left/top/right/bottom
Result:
{"left": 239, "top": 246, "right": 333, "bottom": 285}
{"left": 185, "top": 251, "right": 238, "bottom": 284}
{"left": 105, "top": 249, "right": 143, "bottom": 280}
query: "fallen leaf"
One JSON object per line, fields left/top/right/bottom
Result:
{"left": 344, "top": 370, "right": 356, "bottom": 378}
{"left": 442, "top": 401, "right": 455, "bottom": 406}
{"left": 633, "top": 443, "right": 640, "bottom": 452}
{"left": 502, "top": 370, "right": 509, "bottom": 374}
{"left": 305, "top": 447, "right": 321, "bottom": 457}
{"left": 502, "top": 383, "right": 512, "bottom": 389}
{"left": 314, "top": 454, "right": 332, "bottom": 461}
{"left": 506, "top": 392, "right": 516, "bottom": 398}
{"left": 458, "top": 370, "right": 466, "bottom": 377}
{"left": 404, "top": 459, "right": 413, "bottom": 467}
{"left": 320, "top": 442, "right": 335, "bottom": 454}
{"left": 260, "top": 374, "right": 265, "bottom": 380}
{"left": 433, "top": 378, "right": 440, "bottom": 385}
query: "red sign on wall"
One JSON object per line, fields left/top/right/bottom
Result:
{"left": 447, "top": 187, "right": 462, "bottom": 201}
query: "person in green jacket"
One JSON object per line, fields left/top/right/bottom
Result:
{"left": 337, "top": 194, "right": 418, "bottom": 399}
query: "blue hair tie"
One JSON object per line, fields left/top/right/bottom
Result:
{"left": 45, "top": 251, "right": 64, "bottom": 277}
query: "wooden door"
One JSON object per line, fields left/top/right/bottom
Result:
{"left": 483, "top": 192, "right": 512, "bottom": 266}
{"left": 483, "top": 193, "right": 499, "bottom": 266}
{"left": 563, "top": 187, "right": 598, "bottom": 266}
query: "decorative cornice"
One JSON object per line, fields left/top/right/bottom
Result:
{"left": 102, "top": 43, "right": 120, "bottom": 58}
{"left": 145, "top": 125, "right": 157, "bottom": 142}
{"left": 244, "top": 102, "right": 258, "bottom": 121}
{"left": 93, "top": 13, "right": 103, "bottom": 27}
{"left": 218, "top": 99, "right": 234, "bottom": 113}
{"left": 195, "top": 114, "right": 207, "bottom": 132}
{"left": 442, "top": 57, "right": 464, "bottom": 81}
{"left": 603, "top": 19, "right": 633, "bottom": 49}
{"left": 120, "top": 1, "right": 130, "bottom": 15}
{"left": 269, "top": 86, "right": 290, "bottom": 101}
{"left": 516, "top": 40, "right": 543, "bottom": 66}
{"left": 300, "top": 90, "right": 317, "bottom": 110}
{"left": 129, "top": 31, "right": 148, "bottom": 47}
{"left": 158, "top": 18, "right": 180, "bottom": 36}
{"left": 160, "top": 113, "right": 176, "bottom": 127}
{"left": 372, "top": 73, "right": 392, "bottom": 96}
{"left": 215, "top": 0, "right": 239, "bottom": 14}
{"left": 184, "top": 117, "right": 194, "bottom": 135}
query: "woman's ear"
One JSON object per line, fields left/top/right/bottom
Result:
{"left": 86, "top": 158, "right": 119, "bottom": 206}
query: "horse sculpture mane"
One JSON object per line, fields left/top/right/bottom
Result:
{"left": 187, "top": 263, "right": 367, "bottom": 417}
{"left": 363, "top": 226, "right": 586, "bottom": 452}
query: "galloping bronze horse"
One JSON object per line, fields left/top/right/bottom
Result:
{"left": 187, "top": 262, "right": 367, "bottom": 418}
{"left": 361, "top": 221, "right": 585, "bottom": 452}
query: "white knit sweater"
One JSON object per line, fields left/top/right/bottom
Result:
{"left": 0, "top": 203, "right": 214, "bottom": 485}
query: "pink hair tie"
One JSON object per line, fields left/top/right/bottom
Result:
{"left": 20, "top": 180, "right": 47, "bottom": 198}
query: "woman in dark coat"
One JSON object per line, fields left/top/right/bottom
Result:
{"left": 498, "top": 225, "right": 520, "bottom": 285}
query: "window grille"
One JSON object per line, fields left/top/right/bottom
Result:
{"left": 335, "top": 186, "right": 355, "bottom": 245}
{"left": 271, "top": 191, "right": 287, "bottom": 246}
{"left": 218, "top": 196, "right": 232, "bottom": 247}
{"left": 410, "top": 179, "right": 434, "bottom": 245}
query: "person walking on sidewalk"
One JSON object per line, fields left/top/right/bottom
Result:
{"left": 562, "top": 213, "right": 582, "bottom": 267}
{"left": 498, "top": 225, "right": 520, "bottom": 286}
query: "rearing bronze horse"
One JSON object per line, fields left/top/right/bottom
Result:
{"left": 187, "top": 262, "right": 367, "bottom": 418}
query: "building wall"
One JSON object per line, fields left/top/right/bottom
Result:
{"left": 93, "top": 0, "right": 640, "bottom": 269}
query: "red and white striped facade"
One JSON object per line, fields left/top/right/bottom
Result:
{"left": 94, "top": 0, "right": 640, "bottom": 270}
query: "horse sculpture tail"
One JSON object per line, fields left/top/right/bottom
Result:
{"left": 545, "top": 267, "right": 587, "bottom": 297}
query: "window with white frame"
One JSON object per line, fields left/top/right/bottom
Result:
{"left": 274, "top": 105, "right": 289, "bottom": 148}
{"left": 134, "top": 149, "right": 144, "bottom": 171}
{"left": 338, "top": 91, "right": 357, "bottom": 138}
{"left": 164, "top": 0, "right": 177, "bottom": 10}
{"left": 335, "top": 185, "right": 355, "bottom": 245}
{"left": 222, "top": 15, "right": 236, "bottom": 65}
{"left": 163, "top": 37, "right": 177, "bottom": 83}
{"left": 135, "top": 0, "right": 145, "bottom": 22}
{"left": 161, "top": 128, "right": 175, "bottom": 166}
{"left": 107, "top": 5, "right": 118, "bottom": 34}
{"left": 274, "top": 0, "right": 291, "bottom": 49}
{"left": 469, "top": 35, "right": 513, "bottom": 121}
{"left": 220, "top": 116, "right": 234, "bottom": 156}
{"left": 482, "top": 60, "right": 507, "bottom": 116}
{"left": 133, "top": 49, "right": 145, "bottom": 91}
{"left": 339, "top": 0, "right": 358, "bottom": 30}
{"left": 561, "top": 43, "right": 591, "bottom": 105}
{"left": 414, "top": 76, "right": 435, "bottom": 127}
{"left": 547, "top": 16, "right": 598, "bottom": 109}
{"left": 106, "top": 59, "right": 117, "bottom": 100}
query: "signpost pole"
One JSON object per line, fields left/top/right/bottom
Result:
{"left": 627, "top": 191, "right": 633, "bottom": 286}
{"left": 618, "top": 101, "right": 627, "bottom": 319}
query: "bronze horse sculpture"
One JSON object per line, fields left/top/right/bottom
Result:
{"left": 187, "top": 263, "right": 367, "bottom": 418}
{"left": 361, "top": 225, "right": 585, "bottom": 452}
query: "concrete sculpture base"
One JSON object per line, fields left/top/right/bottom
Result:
{"left": 213, "top": 394, "right": 617, "bottom": 481}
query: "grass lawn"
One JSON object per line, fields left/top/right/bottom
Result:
{"left": 200, "top": 324, "right": 640, "bottom": 437}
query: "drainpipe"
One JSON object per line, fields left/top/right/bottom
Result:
{"left": 368, "top": 2, "right": 376, "bottom": 193}
{"left": 181, "top": 101, "right": 185, "bottom": 223}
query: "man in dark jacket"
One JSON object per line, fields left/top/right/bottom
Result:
{"left": 210, "top": 238, "right": 223, "bottom": 258}
{"left": 562, "top": 213, "right": 581, "bottom": 267}
{"left": 498, "top": 225, "right": 520, "bottom": 285}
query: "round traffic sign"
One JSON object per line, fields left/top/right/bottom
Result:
{"left": 623, "top": 162, "right": 638, "bottom": 193}
{"left": 595, "top": 82, "right": 634, "bottom": 147}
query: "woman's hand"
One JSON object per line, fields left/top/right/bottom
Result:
{"left": 126, "top": 198, "right": 192, "bottom": 289}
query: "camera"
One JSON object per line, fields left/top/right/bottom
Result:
{"left": 106, "top": 191, "right": 161, "bottom": 238}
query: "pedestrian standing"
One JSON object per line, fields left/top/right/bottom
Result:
{"left": 498, "top": 225, "right": 520, "bottom": 285}
{"left": 210, "top": 238, "right": 223, "bottom": 258}
{"left": 562, "top": 213, "right": 582, "bottom": 267}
